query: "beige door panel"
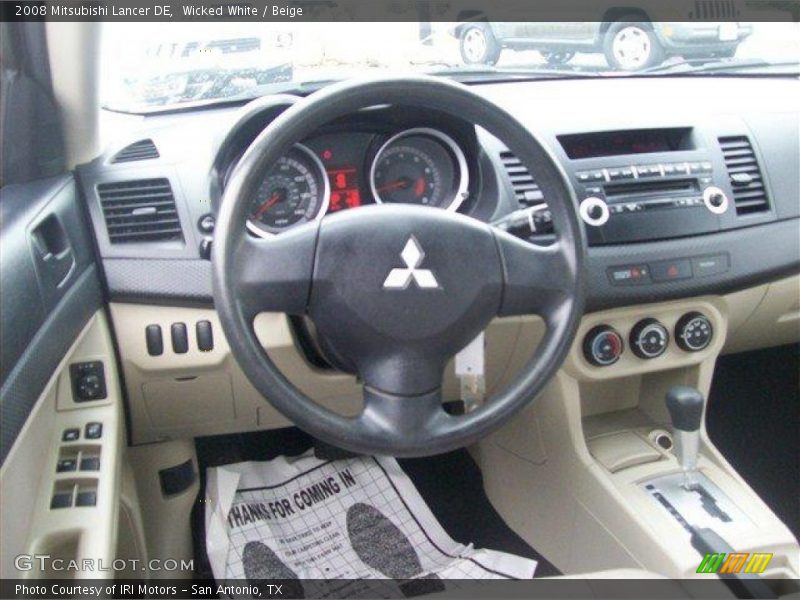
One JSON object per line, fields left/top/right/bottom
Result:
{"left": 0, "top": 311, "right": 130, "bottom": 579}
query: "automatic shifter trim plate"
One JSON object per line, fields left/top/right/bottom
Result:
{"left": 642, "top": 472, "right": 752, "bottom": 538}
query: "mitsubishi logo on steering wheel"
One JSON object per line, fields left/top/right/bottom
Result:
{"left": 382, "top": 236, "right": 440, "bottom": 290}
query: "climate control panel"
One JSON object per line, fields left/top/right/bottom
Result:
{"left": 581, "top": 310, "right": 715, "bottom": 369}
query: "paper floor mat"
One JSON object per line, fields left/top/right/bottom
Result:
{"left": 205, "top": 452, "right": 536, "bottom": 598}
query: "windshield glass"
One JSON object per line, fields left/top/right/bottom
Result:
{"left": 101, "top": 22, "right": 800, "bottom": 112}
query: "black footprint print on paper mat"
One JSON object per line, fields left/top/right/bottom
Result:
{"left": 242, "top": 541, "right": 305, "bottom": 599}
{"left": 346, "top": 503, "right": 445, "bottom": 597}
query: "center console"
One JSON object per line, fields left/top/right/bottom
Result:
{"left": 472, "top": 295, "right": 799, "bottom": 591}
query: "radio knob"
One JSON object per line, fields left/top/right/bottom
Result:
{"left": 702, "top": 186, "right": 729, "bottom": 215}
{"left": 630, "top": 318, "right": 669, "bottom": 359}
{"left": 675, "top": 312, "right": 714, "bottom": 352}
{"left": 583, "top": 325, "right": 624, "bottom": 367}
{"left": 579, "top": 197, "right": 610, "bottom": 226}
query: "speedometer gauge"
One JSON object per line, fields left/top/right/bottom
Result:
{"left": 370, "top": 128, "right": 469, "bottom": 211}
{"left": 246, "top": 144, "right": 329, "bottom": 237}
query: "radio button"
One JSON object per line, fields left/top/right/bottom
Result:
{"left": 577, "top": 170, "right": 604, "bottom": 183}
{"left": 662, "top": 164, "right": 676, "bottom": 175}
{"left": 692, "top": 254, "right": 730, "bottom": 277}
{"left": 674, "top": 163, "right": 690, "bottom": 174}
{"left": 607, "top": 265, "right": 650, "bottom": 286}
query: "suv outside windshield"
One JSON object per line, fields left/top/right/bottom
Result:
{"left": 101, "top": 21, "right": 800, "bottom": 113}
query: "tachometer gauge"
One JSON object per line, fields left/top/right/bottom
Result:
{"left": 370, "top": 128, "right": 468, "bottom": 211}
{"left": 246, "top": 144, "right": 329, "bottom": 237}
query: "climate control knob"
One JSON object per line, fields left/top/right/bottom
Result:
{"left": 675, "top": 312, "right": 714, "bottom": 352}
{"left": 630, "top": 318, "right": 669, "bottom": 359}
{"left": 583, "top": 325, "right": 624, "bottom": 366}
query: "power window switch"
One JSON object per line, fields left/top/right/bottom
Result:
{"left": 80, "top": 457, "right": 100, "bottom": 471}
{"left": 76, "top": 491, "right": 97, "bottom": 507}
{"left": 50, "top": 492, "right": 73, "bottom": 509}
{"left": 85, "top": 422, "right": 103, "bottom": 439}
{"left": 56, "top": 458, "right": 77, "bottom": 473}
{"left": 62, "top": 428, "right": 80, "bottom": 442}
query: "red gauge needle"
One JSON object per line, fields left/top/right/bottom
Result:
{"left": 376, "top": 179, "right": 409, "bottom": 193}
{"left": 254, "top": 191, "right": 282, "bottom": 217}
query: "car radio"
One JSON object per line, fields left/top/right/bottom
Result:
{"left": 558, "top": 129, "right": 731, "bottom": 245}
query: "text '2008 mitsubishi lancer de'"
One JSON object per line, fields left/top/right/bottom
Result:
{"left": 0, "top": 3, "right": 798, "bottom": 599}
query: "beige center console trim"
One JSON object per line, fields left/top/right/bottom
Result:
{"left": 474, "top": 292, "right": 799, "bottom": 582}
{"left": 109, "top": 303, "right": 543, "bottom": 444}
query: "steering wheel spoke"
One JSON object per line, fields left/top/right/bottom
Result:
{"left": 357, "top": 386, "right": 451, "bottom": 451}
{"left": 232, "top": 225, "right": 318, "bottom": 318}
{"left": 494, "top": 229, "right": 578, "bottom": 319}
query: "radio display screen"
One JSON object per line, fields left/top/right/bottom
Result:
{"left": 558, "top": 128, "right": 693, "bottom": 159}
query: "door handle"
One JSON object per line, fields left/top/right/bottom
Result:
{"left": 31, "top": 214, "right": 75, "bottom": 288}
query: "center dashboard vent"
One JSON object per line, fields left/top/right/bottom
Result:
{"left": 718, "top": 136, "right": 770, "bottom": 215}
{"left": 111, "top": 139, "right": 160, "bottom": 163}
{"left": 499, "top": 151, "right": 544, "bottom": 207}
{"left": 97, "top": 178, "right": 184, "bottom": 244}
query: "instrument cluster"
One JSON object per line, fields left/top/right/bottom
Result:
{"left": 244, "top": 127, "right": 471, "bottom": 237}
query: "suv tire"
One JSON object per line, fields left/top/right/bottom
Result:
{"left": 603, "top": 21, "right": 664, "bottom": 71}
{"left": 460, "top": 24, "right": 501, "bottom": 66}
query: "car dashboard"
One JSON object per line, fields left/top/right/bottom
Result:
{"left": 81, "top": 76, "right": 799, "bottom": 313}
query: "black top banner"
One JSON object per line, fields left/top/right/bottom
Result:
{"left": 2, "top": 0, "right": 798, "bottom": 22}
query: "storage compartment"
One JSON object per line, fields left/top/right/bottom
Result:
{"left": 142, "top": 374, "right": 235, "bottom": 428}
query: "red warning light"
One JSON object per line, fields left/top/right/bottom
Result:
{"left": 667, "top": 265, "right": 679, "bottom": 277}
{"left": 322, "top": 149, "right": 333, "bottom": 161}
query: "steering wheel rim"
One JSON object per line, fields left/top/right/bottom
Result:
{"left": 212, "top": 76, "right": 586, "bottom": 457}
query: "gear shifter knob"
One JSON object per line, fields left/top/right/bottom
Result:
{"left": 666, "top": 385, "right": 704, "bottom": 432}
{"left": 665, "top": 386, "right": 705, "bottom": 489}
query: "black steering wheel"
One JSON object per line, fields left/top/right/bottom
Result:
{"left": 213, "top": 76, "right": 586, "bottom": 457}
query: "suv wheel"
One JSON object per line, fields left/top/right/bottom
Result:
{"left": 542, "top": 51, "right": 575, "bottom": 65}
{"left": 603, "top": 21, "right": 664, "bottom": 71}
{"left": 460, "top": 24, "right": 501, "bottom": 65}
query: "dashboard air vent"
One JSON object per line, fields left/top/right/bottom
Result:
{"left": 97, "top": 178, "right": 184, "bottom": 244}
{"left": 718, "top": 136, "right": 769, "bottom": 215}
{"left": 499, "top": 151, "right": 544, "bottom": 207}
{"left": 111, "top": 139, "right": 159, "bottom": 163}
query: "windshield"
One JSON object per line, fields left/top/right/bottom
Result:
{"left": 101, "top": 22, "right": 800, "bottom": 113}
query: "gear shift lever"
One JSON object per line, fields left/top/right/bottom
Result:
{"left": 665, "top": 385, "right": 704, "bottom": 490}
